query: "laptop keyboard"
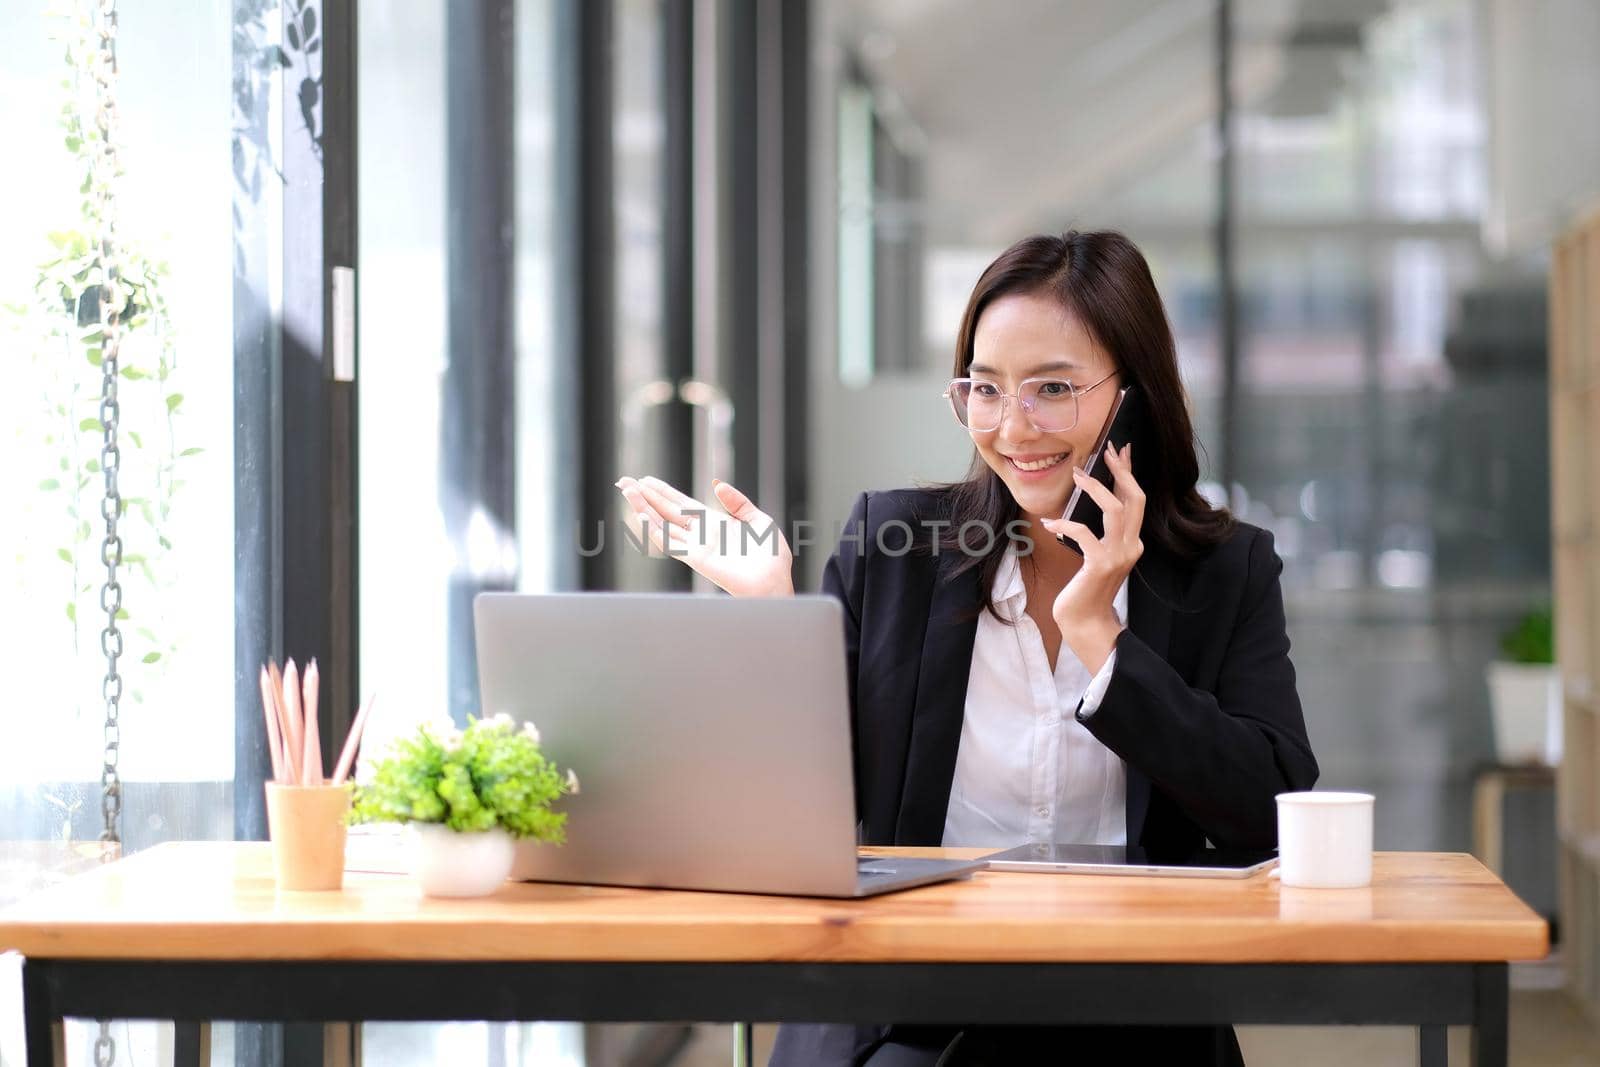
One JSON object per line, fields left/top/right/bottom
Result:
{"left": 857, "top": 860, "right": 900, "bottom": 878}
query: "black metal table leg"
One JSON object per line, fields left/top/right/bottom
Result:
{"left": 1471, "top": 964, "right": 1508, "bottom": 1067}
{"left": 284, "top": 1022, "right": 327, "bottom": 1067}
{"left": 21, "top": 960, "right": 60, "bottom": 1067}
{"left": 173, "top": 1021, "right": 204, "bottom": 1067}
{"left": 1419, "top": 1024, "right": 1447, "bottom": 1067}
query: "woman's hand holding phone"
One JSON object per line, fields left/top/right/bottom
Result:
{"left": 1039, "top": 442, "right": 1145, "bottom": 672}
{"left": 614, "top": 475, "right": 795, "bottom": 597}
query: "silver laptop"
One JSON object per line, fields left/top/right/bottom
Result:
{"left": 472, "top": 592, "right": 985, "bottom": 898}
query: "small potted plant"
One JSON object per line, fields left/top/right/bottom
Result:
{"left": 352, "top": 713, "right": 578, "bottom": 897}
{"left": 1486, "top": 608, "right": 1560, "bottom": 766}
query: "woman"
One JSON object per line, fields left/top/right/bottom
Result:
{"left": 616, "top": 230, "right": 1318, "bottom": 1066}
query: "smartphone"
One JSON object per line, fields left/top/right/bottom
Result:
{"left": 983, "top": 842, "right": 1277, "bottom": 879}
{"left": 1056, "top": 385, "right": 1139, "bottom": 555}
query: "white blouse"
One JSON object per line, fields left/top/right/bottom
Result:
{"left": 941, "top": 544, "right": 1128, "bottom": 848}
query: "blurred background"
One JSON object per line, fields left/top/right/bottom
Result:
{"left": 3, "top": 0, "right": 1599, "bottom": 1063}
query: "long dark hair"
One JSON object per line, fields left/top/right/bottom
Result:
{"left": 934, "top": 230, "right": 1234, "bottom": 619}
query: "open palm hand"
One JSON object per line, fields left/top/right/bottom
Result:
{"left": 615, "top": 476, "right": 795, "bottom": 597}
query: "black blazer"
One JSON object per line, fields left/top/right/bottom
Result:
{"left": 770, "top": 487, "right": 1319, "bottom": 1067}
{"left": 827, "top": 486, "right": 1317, "bottom": 850}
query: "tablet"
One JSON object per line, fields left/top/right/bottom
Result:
{"left": 983, "top": 842, "right": 1278, "bottom": 879}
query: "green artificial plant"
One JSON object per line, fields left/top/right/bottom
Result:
{"left": 1499, "top": 607, "right": 1555, "bottom": 666}
{"left": 353, "top": 715, "right": 579, "bottom": 841}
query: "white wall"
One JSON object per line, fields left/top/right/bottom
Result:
{"left": 1482, "top": 0, "right": 1600, "bottom": 253}
{"left": 803, "top": 1, "right": 979, "bottom": 591}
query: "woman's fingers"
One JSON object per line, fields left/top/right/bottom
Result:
{"left": 711, "top": 479, "right": 762, "bottom": 523}
{"left": 632, "top": 476, "right": 703, "bottom": 530}
{"left": 617, "top": 475, "right": 791, "bottom": 590}
{"left": 638, "top": 475, "right": 702, "bottom": 512}
{"left": 1071, "top": 467, "right": 1124, "bottom": 539}
{"left": 1043, "top": 516, "right": 1102, "bottom": 557}
{"left": 714, "top": 480, "right": 784, "bottom": 538}
{"left": 614, "top": 475, "right": 794, "bottom": 596}
{"left": 1103, "top": 443, "right": 1145, "bottom": 505}
{"left": 1102, "top": 444, "right": 1146, "bottom": 542}
{"left": 618, "top": 475, "right": 709, "bottom": 547}
{"left": 617, "top": 481, "right": 686, "bottom": 556}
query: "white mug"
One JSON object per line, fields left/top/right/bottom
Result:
{"left": 1275, "top": 791, "right": 1374, "bottom": 888}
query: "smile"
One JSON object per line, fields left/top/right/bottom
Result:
{"left": 1006, "top": 453, "right": 1068, "bottom": 473}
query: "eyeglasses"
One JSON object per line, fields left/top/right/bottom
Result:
{"left": 943, "top": 371, "right": 1117, "bottom": 433}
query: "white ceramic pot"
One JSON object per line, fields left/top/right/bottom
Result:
{"left": 1485, "top": 662, "right": 1561, "bottom": 765}
{"left": 409, "top": 824, "right": 516, "bottom": 898}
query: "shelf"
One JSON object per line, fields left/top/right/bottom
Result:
{"left": 1554, "top": 211, "right": 1600, "bottom": 1020}
{"left": 1561, "top": 833, "right": 1600, "bottom": 866}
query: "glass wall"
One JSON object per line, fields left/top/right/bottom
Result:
{"left": 1, "top": 1, "right": 238, "bottom": 1062}
{"left": 1231, "top": 1, "right": 1551, "bottom": 880}
{"left": 612, "top": 0, "right": 672, "bottom": 593}
{"left": 357, "top": 0, "right": 564, "bottom": 759}
{"left": 356, "top": 0, "right": 452, "bottom": 756}
{"left": 808, "top": 0, "right": 1222, "bottom": 581}
{"left": 356, "top": 0, "right": 579, "bottom": 1062}
{"left": 807, "top": 0, "right": 1554, "bottom": 907}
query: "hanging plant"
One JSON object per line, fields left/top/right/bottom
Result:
{"left": 7, "top": 2, "right": 196, "bottom": 737}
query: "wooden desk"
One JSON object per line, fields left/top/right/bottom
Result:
{"left": 0, "top": 842, "right": 1548, "bottom": 1067}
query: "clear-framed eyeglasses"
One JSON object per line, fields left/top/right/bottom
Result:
{"left": 943, "top": 371, "right": 1118, "bottom": 433}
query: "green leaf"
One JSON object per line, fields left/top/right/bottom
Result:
{"left": 84, "top": 459, "right": 99, "bottom": 473}
{"left": 78, "top": 417, "right": 103, "bottom": 432}
{"left": 127, "top": 431, "right": 143, "bottom": 448}
{"left": 66, "top": 603, "right": 76, "bottom": 623}
{"left": 120, "top": 365, "right": 146, "bottom": 380}
{"left": 116, "top": 608, "right": 129, "bottom": 621}
{"left": 57, "top": 548, "right": 71, "bottom": 563}
{"left": 1500, "top": 609, "right": 1554, "bottom": 664}
{"left": 39, "top": 478, "right": 60, "bottom": 491}
{"left": 141, "top": 652, "right": 161, "bottom": 664}
{"left": 165, "top": 393, "right": 183, "bottom": 412}
{"left": 179, "top": 447, "right": 204, "bottom": 457}
{"left": 85, "top": 347, "right": 101, "bottom": 366}
{"left": 64, "top": 136, "right": 81, "bottom": 152}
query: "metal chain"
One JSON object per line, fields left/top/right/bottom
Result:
{"left": 90, "top": 3, "right": 124, "bottom": 1061}
{"left": 90, "top": 0, "right": 124, "bottom": 853}
{"left": 94, "top": 1027, "right": 117, "bottom": 1067}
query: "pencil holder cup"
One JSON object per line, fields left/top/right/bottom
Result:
{"left": 266, "top": 781, "right": 351, "bottom": 890}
